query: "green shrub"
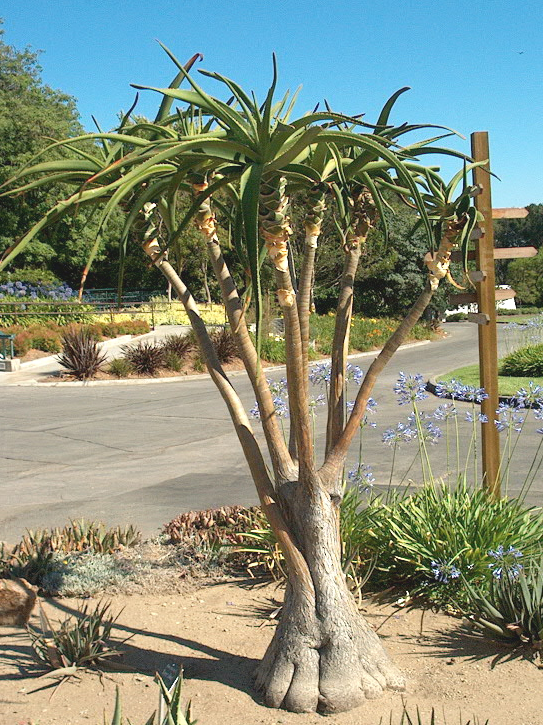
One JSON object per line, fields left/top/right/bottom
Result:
{"left": 0, "top": 268, "right": 61, "bottom": 286}
{"left": 445, "top": 312, "right": 468, "bottom": 322}
{"left": 366, "top": 481, "right": 543, "bottom": 607}
{"left": 121, "top": 340, "right": 164, "bottom": 376}
{"left": 10, "top": 324, "right": 63, "bottom": 355}
{"left": 497, "top": 306, "right": 542, "bottom": 316}
{"left": 259, "top": 335, "right": 287, "bottom": 362}
{"left": 57, "top": 326, "right": 107, "bottom": 379}
{"left": 164, "top": 350, "right": 183, "bottom": 372}
{"left": 40, "top": 552, "right": 138, "bottom": 596}
{"left": 461, "top": 553, "right": 543, "bottom": 662}
{"left": 499, "top": 343, "right": 543, "bottom": 377}
{"left": 309, "top": 314, "right": 433, "bottom": 355}
{"left": 162, "top": 332, "right": 195, "bottom": 358}
{"left": 108, "top": 357, "right": 133, "bottom": 378}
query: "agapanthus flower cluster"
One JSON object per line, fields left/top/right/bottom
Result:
{"left": 273, "top": 396, "right": 289, "bottom": 419}
{"left": 382, "top": 422, "right": 417, "bottom": 446}
{"left": 433, "top": 403, "right": 457, "bottom": 421}
{"left": 346, "top": 397, "right": 377, "bottom": 427}
{"left": 434, "top": 378, "right": 487, "bottom": 403}
{"left": 487, "top": 545, "right": 523, "bottom": 580}
{"left": 348, "top": 464, "right": 376, "bottom": 492}
{"left": 514, "top": 382, "right": 543, "bottom": 409}
{"left": 0, "top": 281, "right": 76, "bottom": 301}
{"left": 494, "top": 403, "right": 524, "bottom": 433}
{"left": 430, "top": 559, "right": 461, "bottom": 584}
{"left": 309, "top": 361, "right": 331, "bottom": 386}
{"left": 406, "top": 411, "right": 442, "bottom": 444}
{"left": 308, "top": 394, "right": 326, "bottom": 412}
{"left": 394, "top": 372, "right": 428, "bottom": 405}
{"left": 268, "top": 377, "right": 288, "bottom": 398}
{"left": 465, "top": 411, "right": 488, "bottom": 423}
{"left": 308, "top": 361, "right": 363, "bottom": 387}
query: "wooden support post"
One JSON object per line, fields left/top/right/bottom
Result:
{"left": 471, "top": 132, "right": 501, "bottom": 498}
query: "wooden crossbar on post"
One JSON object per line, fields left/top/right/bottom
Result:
{"left": 471, "top": 132, "right": 501, "bottom": 498}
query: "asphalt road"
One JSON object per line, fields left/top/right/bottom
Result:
{"left": 1, "top": 322, "right": 541, "bottom": 542}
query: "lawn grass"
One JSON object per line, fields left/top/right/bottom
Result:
{"left": 438, "top": 363, "right": 543, "bottom": 396}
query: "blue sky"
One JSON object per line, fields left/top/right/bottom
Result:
{"left": 3, "top": 1, "right": 542, "bottom": 206}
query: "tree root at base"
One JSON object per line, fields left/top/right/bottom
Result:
{"left": 255, "top": 610, "right": 405, "bottom": 714}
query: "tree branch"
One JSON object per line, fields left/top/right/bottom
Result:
{"left": 320, "top": 221, "right": 460, "bottom": 484}
{"left": 142, "top": 238, "right": 314, "bottom": 597}
{"left": 191, "top": 181, "right": 296, "bottom": 483}
{"left": 260, "top": 176, "right": 314, "bottom": 481}
{"left": 325, "top": 241, "right": 361, "bottom": 456}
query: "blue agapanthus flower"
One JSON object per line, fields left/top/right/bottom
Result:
{"left": 382, "top": 422, "right": 416, "bottom": 446}
{"left": 494, "top": 403, "right": 524, "bottom": 433}
{"left": 348, "top": 465, "right": 375, "bottom": 492}
{"left": 430, "top": 560, "right": 461, "bottom": 584}
{"left": 487, "top": 545, "right": 524, "bottom": 580}
{"left": 465, "top": 411, "right": 488, "bottom": 423}
{"left": 514, "top": 382, "right": 543, "bottom": 409}
{"left": 394, "top": 371, "right": 428, "bottom": 405}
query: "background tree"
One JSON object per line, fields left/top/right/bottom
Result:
{"left": 506, "top": 247, "right": 543, "bottom": 306}
{"left": 494, "top": 203, "right": 543, "bottom": 288}
{"left": 0, "top": 25, "right": 152, "bottom": 291}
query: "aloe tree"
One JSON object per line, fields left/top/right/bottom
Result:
{"left": 0, "top": 48, "right": 477, "bottom": 714}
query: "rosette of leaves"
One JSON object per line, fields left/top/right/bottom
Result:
{"left": 57, "top": 326, "right": 107, "bottom": 379}
{"left": 28, "top": 600, "right": 123, "bottom": 673}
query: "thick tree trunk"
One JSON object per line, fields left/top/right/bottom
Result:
{"left": 255, "top": 483, "right": 404, "bottom": 713}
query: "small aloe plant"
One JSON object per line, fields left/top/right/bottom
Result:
{"left": 381, "top": 705, "right": 489, "bottom": 724}
{"left": 108, "top": 670, "right": 195, "bottom": 725}
{"left": 28, "top": 600, "right": 122, "bottom": 673}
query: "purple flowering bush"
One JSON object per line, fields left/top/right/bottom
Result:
{"left": 364, "top": 481, "right": 543, "bottom": 608}
{"left": 0, "top": 280, "right": 94, "bottom": 327}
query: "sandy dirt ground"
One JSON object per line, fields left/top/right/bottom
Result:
{"left": 1, "top": 579, "right": 542, "bottom": 725}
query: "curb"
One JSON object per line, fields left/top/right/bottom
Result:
{"left": 5, "top": 339, "right": 432, "bottom": 387}
{"left": 426, "top": 376, "right": 528, "bottom": 407}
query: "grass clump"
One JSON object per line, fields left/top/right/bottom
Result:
{"left": 163, "top": 350, "right": 183, "bottom": 372}
{"left": 500, "top": 343, "right": 543, "bottom": 377}
{"left": 109, "top": 357, "right": 134, "bottom": 378}
{"left": 121, "top": 340, "right": 164, "bottom": 376}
